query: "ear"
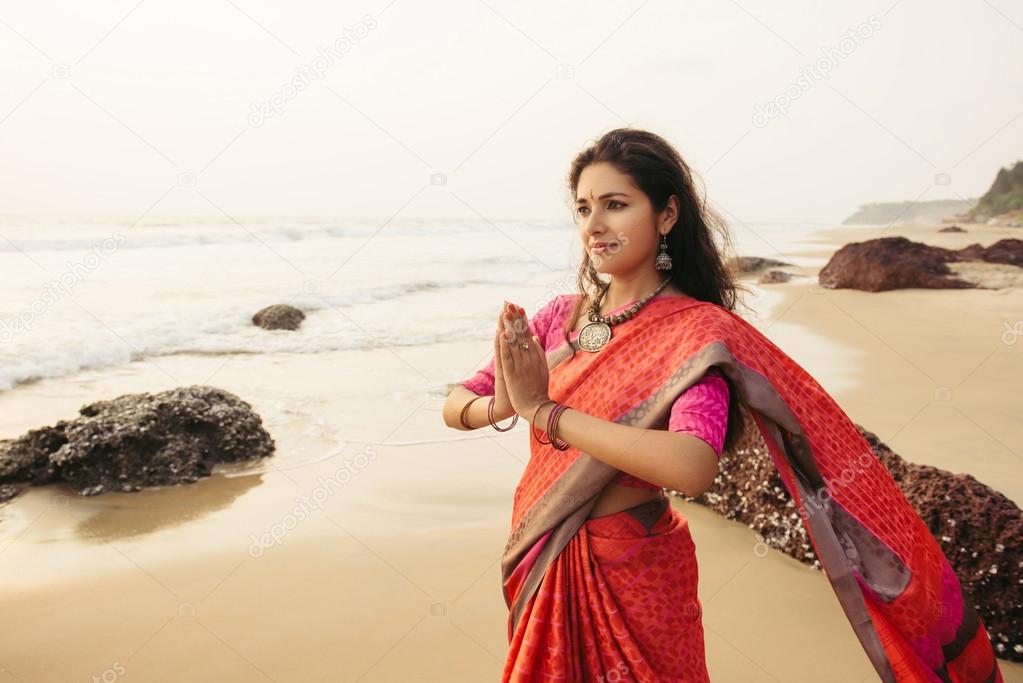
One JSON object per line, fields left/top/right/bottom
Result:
{"left": 661, "top": 194, "right": 680, "bottom": 234}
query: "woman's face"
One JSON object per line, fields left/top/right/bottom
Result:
{"left": 574, "top": 161, "right": 673, "bottom": 275}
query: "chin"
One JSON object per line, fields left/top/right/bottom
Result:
{"left": 589, "top": 253, "right": 614, "bottom": 272}
{"left": 590, "top": 253, "right": 631, "bottom": 276}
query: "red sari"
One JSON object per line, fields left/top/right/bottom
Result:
{"left": 500, "top": 295, "right": 1003, "bottom": 682}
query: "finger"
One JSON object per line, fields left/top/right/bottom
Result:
{"left": 496, "top": 304, "right": 506, "bottom": 344}
{"left": 499, "top": 309, "right": 515, "bottom": 372}
{"left": 493, "top": 309, "right": 500, "bottom": 368}
{"left": 511, "top": 308, "right": 531, "bottom": 365}
{"left": 531, "top": 335, "right": 543, "bottom": 362}
{"left": 516, "top": 314, "right": 533, "bottom": 356}
{"left": 493, "top": 326, "right": 502, "bottom": 374}
{"left": 527, "top": 333, "right": 542, "bottom": 369}
{"left": 507, "top": 305, "right": 527, "bottom": 343}
{"left": 506, "top": 308, "right": 527, "bottom": 361}
{"left": 498, "top": 304, "right": 516, "bottom": 345}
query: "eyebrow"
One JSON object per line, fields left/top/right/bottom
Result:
{"left": 575, "top": 191, "right": 630, "bottom": 204}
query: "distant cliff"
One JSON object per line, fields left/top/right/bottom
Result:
{"left": 842, "top": 199, "right": 976, "bottom": 226}
{"left": 965, "top": 160, "right": 1023, "bottom": 224}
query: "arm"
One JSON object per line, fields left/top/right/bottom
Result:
{"left": 443, "top": 384, "right": 515, "bottom": 430}
{"left": 527, "top": 402, "right": 720, "bottom": 498}
{"left": 443, "top": 295, "right": 563, "bottom": 431}
{"left": 492, "top": 300, "right": 720, "bottom": 498}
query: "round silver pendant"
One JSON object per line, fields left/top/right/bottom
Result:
{"left": 578, "top": 321, "right": 612, "bottom": 352}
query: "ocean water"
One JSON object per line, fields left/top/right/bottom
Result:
{"left": 0, "top": 216, "right": 831, "bottom": 394}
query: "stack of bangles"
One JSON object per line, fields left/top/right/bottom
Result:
{"left": 458, "top": 396, "right": 570, "bottom": 451}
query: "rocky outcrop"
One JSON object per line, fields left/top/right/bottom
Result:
{"left": 757, "top": 270, "right": 794, "bottom": 284}
{"left": 958, "top": 238, "right": 1023, "bottom": 268}
{"left": 674, "top": 414, "right": 1021, "bottom": 662}
{"left": 0, "top": 386, "right": 275, "bottom": 501}
{"left": 818, "top": 236, "right": 1023, "bottom": 291}
{"left": 819, "top": 237, "right": 974, "bottom": 291}
{"left": 731, "top": 256, "right": 792, "bottom": 274}
{"left": 939, "top": 225, "right": 966, "bottom": 233}
{"left": 965, "top": 160, "right": 1023, "bottom": 225}
{"left": 253, "top": 304, "right": 305, "bottom": 331}
{"left": 0, "top": 484, "right": 20, "bottom": 504}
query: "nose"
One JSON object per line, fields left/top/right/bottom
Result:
{"left": 583, "top": 209, "right": 609, "bottom": 238}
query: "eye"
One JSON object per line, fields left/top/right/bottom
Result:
{"left": 608, "top": 200, "right": 625, "bottom": 209}
{"left": 576, "top": 205, "right": 590, "bottom": 216}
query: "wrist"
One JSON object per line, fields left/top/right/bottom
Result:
{"left": 461, "top": 395, "right": 514, "bottom": 430}
{"left": 494, "top": 402, "right": 517, "bottom": 422}
{"left": 528, "top": 399, "right": 571, "bottom": 451}
{"left": 525, "top": 399, "right": 555, "bottom": 427}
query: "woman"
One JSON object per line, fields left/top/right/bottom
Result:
{"left": 443, "top": 129, "right": 1003, "bottom": 682}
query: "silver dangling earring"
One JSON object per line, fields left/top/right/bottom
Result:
{"left": 654, "top": 233, "right": 672, "bottom": 270}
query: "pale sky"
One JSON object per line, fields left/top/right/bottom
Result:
{"left": 1, "top": 0, "right": 1021, "bottom": 224}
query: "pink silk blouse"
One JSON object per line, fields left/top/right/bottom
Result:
{"left": 459, "top": 294, "right": 730, "bottom": 491}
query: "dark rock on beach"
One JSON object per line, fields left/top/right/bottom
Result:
{"left": 957, "top": 238, "right": 1023, "bottom": 268}
{"left": 819, "top": 236, "right": 1023, "bottom": 291}
{"left": 0, "top": 386, "right": 275, "bottom": 502}
{"left": 731, "top": 256, "right": 792, "bottom": 274}
{"left": 939, "top": 225, "right": 966, "bottom": 233}
{"left": 0, "top": 484, "right": 21, "bottom": 504}
{"left": 757, "top": 270, "right": 794, "bottom": 284}
{"left": 818, "top": 237, "right": 977, "bottom": 291}
{"left": 0, "top": 422, "right": 68, "bottom": 485}
{"left": 253, "top": 304, "right": 306, "bottom": 331}
{"left": 675, "top": 413, "right": 1021, "bottom": 662}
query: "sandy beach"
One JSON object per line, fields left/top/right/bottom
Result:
{"left": 0, "top": 221, "right": 1020, "bottom": 682}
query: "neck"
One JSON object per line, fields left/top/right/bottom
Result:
{"left": 601, "top": 271, "right": 672, "bottom": 312}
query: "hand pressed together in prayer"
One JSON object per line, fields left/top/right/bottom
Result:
{"left": 495, "top": 301, "right": 551, "bottom": 418}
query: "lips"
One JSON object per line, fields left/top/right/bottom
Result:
{"left": 590, "top": 242, "right": 617, "bottom": 249}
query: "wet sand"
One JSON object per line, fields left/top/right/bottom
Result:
{"left": 0, "top": 221, "right": 1020, "bottom": 682}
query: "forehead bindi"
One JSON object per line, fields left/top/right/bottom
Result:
{"left": 577, "top": 163, "right": 634, "bottom": 199}
{"left": 576, "top": 189, "right": 630, "bottom": 203}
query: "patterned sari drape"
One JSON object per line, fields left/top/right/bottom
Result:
{"left": 500, "top": 296, "right": 1002, "bottom": 683}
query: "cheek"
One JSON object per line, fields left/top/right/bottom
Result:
{"left": 622, "top": 212, "right": 659, "bottom": 246}
{"left": 614, "top": 222, "right": 647, "bottom": 252}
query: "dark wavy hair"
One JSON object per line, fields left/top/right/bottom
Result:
{"left": 560, "top": 128, "right": 752, "bottom": 455}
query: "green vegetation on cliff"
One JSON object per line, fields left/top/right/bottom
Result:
{"left": 970, "top": 160, "right": 1023, "bottom": 221}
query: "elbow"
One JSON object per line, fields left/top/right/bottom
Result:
{"left": 442, "top": 386, "right": 476, "bottom": 430}
{"left": 445, "top": 412, "right": 470, "bottom": 431}
{"left": 681, "top": 473, "right": 716, "bottom": 499}
{"left": 442, "top": 400, "right": 465, "bottom": 430}
{"left": 676, "top": 474, "right": 715, "bottom": 499}
{"left": 441, "top": 393, "right": 459, "bottom": 430}
{"left": 690, "top": 459, "right": 720, "bottom": 498}
{"left": 669, "top": 438, "right": 720, "bottom": 498}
